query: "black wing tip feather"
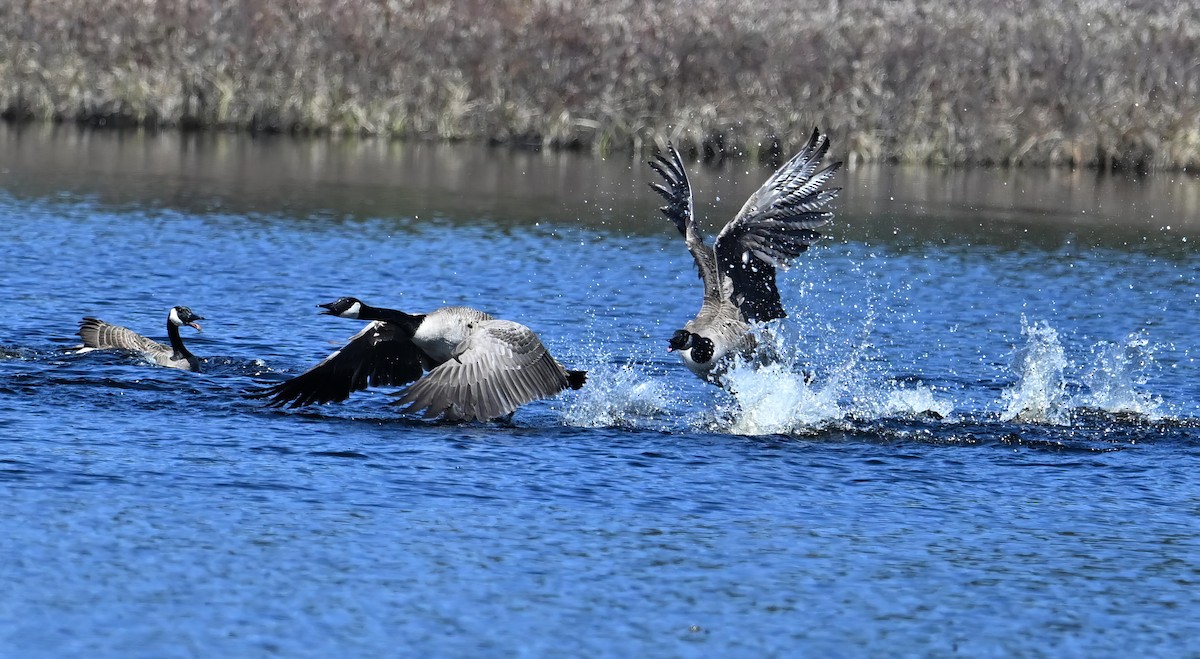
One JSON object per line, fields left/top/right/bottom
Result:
{"left": 795, "top": 127, "right": 844, "bottom": 177}
{"left": 245, "top": 382, "right": 306, "bottom": 408}
{"left": 648, "top": 148, "right": 684, "bottom": 185}
{"left": 803, "top": 126, "right": 827, "bottom": 155}
{"left": 248, "top": 332, "right": 429, "bottom": 410}
{"left": 245, "top": 382, "right": 326, "bottom": 409}
{"left": 567, "top": 370, "right": 587, "bottom": 390}
{"left": 648, "top": 143, "right": 693, "bottom": 235}
{"left": 246, "top": 367, "right": 365, "bottom": 408}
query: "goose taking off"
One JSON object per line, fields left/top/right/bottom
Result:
{"left": 649, "top": 128, "right": 842, "bottom": 383}
{"left": 252, "top": 297, "right": 587, "bottom": 422}
{"left": 76, "top": 306, "right": 205, "bottom": 371}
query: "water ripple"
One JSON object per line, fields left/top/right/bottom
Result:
{"left": 2, "top": 146, "right": 1200, "bottom": 657}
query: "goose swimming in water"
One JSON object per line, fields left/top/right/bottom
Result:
{"left": 76, "top": 306, "right": 205, "bottom": 371}
{"left": 252, "top": 297, "right": 587, "bottom": 422}
{"left": 649, "top": 128, "right": 842, "bottom": 384}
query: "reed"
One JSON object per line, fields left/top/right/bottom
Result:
{"left": 2, "top": 0, "right": 1197, "bottom": 169}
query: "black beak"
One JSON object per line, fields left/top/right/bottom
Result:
{"left": 317, "top": 302, "right": 336, "bottom": 315}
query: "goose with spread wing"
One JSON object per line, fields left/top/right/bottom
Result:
{"left": 649, "top": 128, "right": 842, "bottom": 383}
{"left": 76, "top": 306, "right": 206, "bottom": 371}
{"left": 252, "top": 297, "right": 586, "bottom": 422}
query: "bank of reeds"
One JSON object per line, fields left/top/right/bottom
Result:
{"left": 2, "top": 0, "right": 1198, "bottom": 169}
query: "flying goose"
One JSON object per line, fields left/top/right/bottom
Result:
{"left": 76, "top": 306, "right": 206, "bottom": 371}
{"left": 649, "top": 128, "right": 842, "bottom": 383}
{"left": 252, "top": 297, "right": 587, "bottom": 422}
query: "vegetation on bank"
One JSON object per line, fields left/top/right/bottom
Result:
{"left": 2, "top": 0, "right": 1198, "bottom": 169}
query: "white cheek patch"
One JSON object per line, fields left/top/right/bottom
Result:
{"left": 677, "top": 347, "right": 697, "bottom": 366}
{"left": 168, "top": 307, "right": 182, "bottom": 326}
{"left": 343, "top": 301, "right": 362, "bottom": 318}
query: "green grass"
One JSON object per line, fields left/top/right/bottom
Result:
{"left": 3, "top": 0, "right": 1198, "bottom": 169}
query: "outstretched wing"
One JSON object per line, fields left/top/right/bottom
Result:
{"left": 649, "top": 144, "right": 721, "bottom": 303}
{"left": 393, "top": 320, "right": 573, "bottom": 422}
{"left": 250, "top": 321, "right": 428, "bottom": 408}
{"left": 714, "top": 128, "right": 842, "bottom": 322}
{"left": 77, "top": 317, "right": 167, "bottom": 354}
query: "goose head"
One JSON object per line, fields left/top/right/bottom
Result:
{"left": 667, "top": 329, "right": 694, "bottom": 352}
{"left": 318, "top": 297, "right": 364, "bottom": 319}
{"left": 168, "top": 306, "right": 204, "bottom": 332}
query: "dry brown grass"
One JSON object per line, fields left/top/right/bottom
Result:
{"left": 2, "top": 0, "right": 1198, "bottom": 169}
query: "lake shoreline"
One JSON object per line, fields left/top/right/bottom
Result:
{"left": 8, "top": 117, "right": 1200, "bottom": 177}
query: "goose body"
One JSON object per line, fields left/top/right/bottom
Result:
{"left": 76, "top": 306, "right": 205, "bottom": 371}
{"left": 253, "top": 298, "right": 586, "bottom": 422}
{"left": 650, "top": 128, "right": 842, "bottom": 384}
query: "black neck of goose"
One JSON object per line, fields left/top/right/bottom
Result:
{"left": 690, "top": 335, "right": 715, "bottom": 364}
{"left": 356, "top": 304, "right": 425, "bottom": 335}
{"left": 166, "top": 319, "right": 197, "bottom": 364}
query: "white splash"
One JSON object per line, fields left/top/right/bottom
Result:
{"left": 562, "top": 361, "right": 669, "bottom": 428}
{"left": 721, "top": 362, "right": 842, "bottom": 435}
{"left": 717, "top": 325, "right": 953, "bottom": 436}
{"left": 1000, "top": 317, "right": 1070, "bottom": 424}
{"left": 877, "top": 386, "right": 955, "bottom": 420}
{"left": 1078, "top": 333, "right": 1163, "bottom": 418}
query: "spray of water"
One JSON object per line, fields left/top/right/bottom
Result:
{"left": 717, "top": 324, "right": 953, "bottom": 436}
{"left": 564, "top": 313, "right": 1168, "bottom": 434}
{"left": 1000, "top": 317, "right": 1070, "bottom": 424}
{"left": 1079, "top": 332, "right": 1163, "bottom": 419}
{"left": 999, "top": 318, "right": 1165, "bottom": 424}
{"left": 561, "top": 360, "right": 670, "bottom": 428}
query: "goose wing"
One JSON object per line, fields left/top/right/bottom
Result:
{"left": 713, "top": 128, "right": 842, "bottom": 322}
{"left": 78, "top": 318, "right": 168, "bottom": 355}
{"left": 251, "top": 321, "right": 427, "bottom": 408}
{"left": 649, "top": 144, "right": 722, "bottom": 304}
{"left": 394, "top": 320, "right": 573, "bottom": 422}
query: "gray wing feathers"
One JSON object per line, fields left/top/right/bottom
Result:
{"left": 714, "top": 128, "right": 842, "bottom": 321}
{"left": 729, "top": 128, "right": 841, "bottom": 232}
{"left": 430, "top": 306, "right": 494, "bottom": 326}
{"left": 394, "top": 320, "right": 571, "bottom": 422}
{"left": 78, "top": 318, "right": 169, "bottom": 356}
{"left": 649, "top": 144, "right": 721, "bottom": 302}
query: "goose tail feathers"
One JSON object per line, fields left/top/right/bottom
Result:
{"left": 566, "top": 370, "right": 588, "bottom": 390}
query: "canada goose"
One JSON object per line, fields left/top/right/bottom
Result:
{"left": 649, "top": 128, "right": 841, "bottom": 383}
{"left": 252, "top": 297, "right": 587, "bottom": 422}
{"left": 76, "top": 306, "right": 205, "bottom": 371}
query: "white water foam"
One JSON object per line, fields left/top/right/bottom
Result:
{"left": 1000, "top": 318, "right": 1165, "bottom": 424}
{"left": 1079, "top": 332, "right": 1163, "bottom": 419}
{"left": 567, "top": 314, "right": 1165, "bottom": 434}
{"left": 1000, "top": 317, "right": 1070, "bottom": 424}
{"left": 719, "top": 361, "right": 842, "bottom": 435}
{"left": 717, "top": 325, "right": 953, "bottom": 436}
{"left": 562, "top": 361, "right": 670, "bottom": 428}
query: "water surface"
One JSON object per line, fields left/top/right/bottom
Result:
{"left": 2, "top": 125, "right": 1199, "bottom": 656}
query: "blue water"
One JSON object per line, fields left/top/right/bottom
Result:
{"left": 2, "top": 128, "right": 1200, "bottom": 656}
